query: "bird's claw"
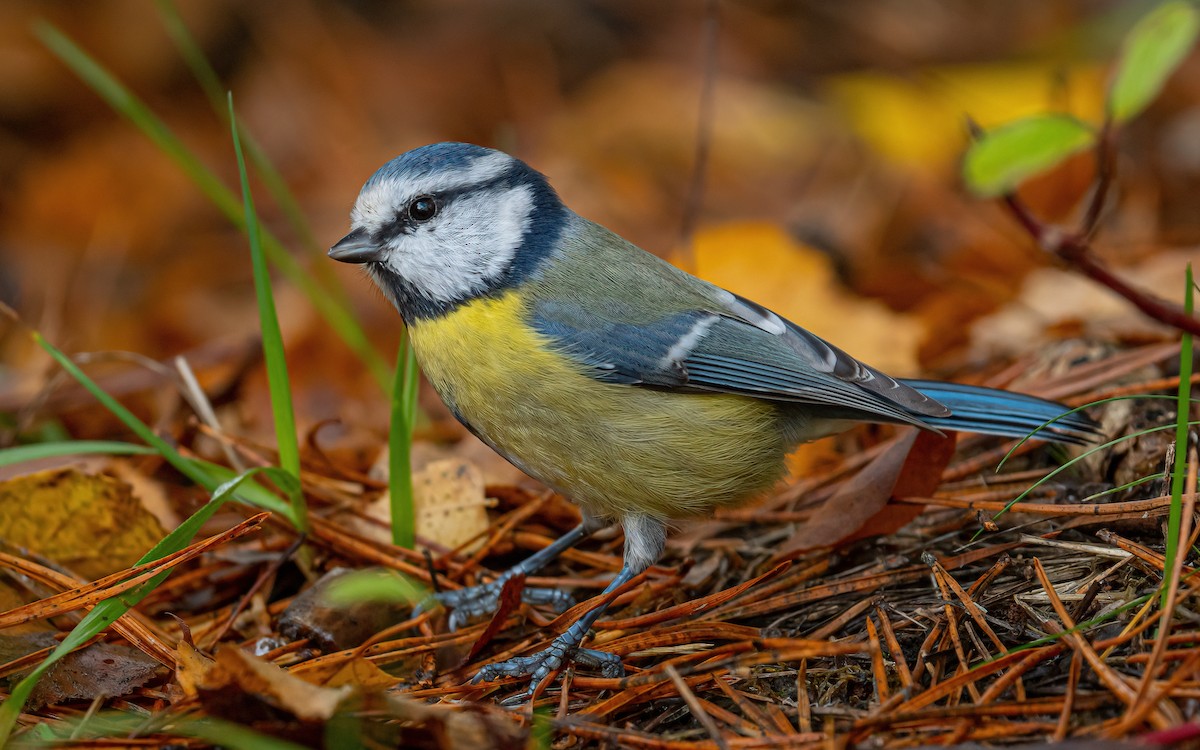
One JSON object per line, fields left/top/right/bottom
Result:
{"left": 417, "top": 579, "right": 574, "bottom": 631}
{"left": 472, "top": 636, "right": 624, "bottom": 701}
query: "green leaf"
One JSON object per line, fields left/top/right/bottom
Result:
{"left": 152, "top": 0, "right": 329, "bottom": 264}
{"left": 1110, "top": 0, "right": 1200, "bottom": 123}
{"left": 29, "top": 332, "right": 218, "bottom": 490}
{"left": 172, "top": 718, "right": 312, "bottom": 750}
{"left": 34, "top": 713, "right": 310, "bottom": 749}
{"left": 963, "top": 114, "right": 1096, "bottom": 197}
{"left": 192, "top": 460, "right": 295, "bottom": 517}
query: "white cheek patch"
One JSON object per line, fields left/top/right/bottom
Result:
{"left": 351, "top": 151, "right": 513, "bottom": 236}
{"left": 382, "top": 185, "right": 534, "bottom": 304}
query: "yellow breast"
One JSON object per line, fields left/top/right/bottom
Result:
{"left": 407, "top": 292, "right": 790, "bottom": 520}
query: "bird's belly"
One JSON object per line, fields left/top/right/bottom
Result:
{"left": 407, "top": 294, "right": 792, "bottom": 520}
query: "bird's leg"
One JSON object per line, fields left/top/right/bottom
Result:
{"left": 472, "top": 514, "right": 667, "bottom": 700}
{"left": 428, "top": 517, "right": 603, "bottom": 631}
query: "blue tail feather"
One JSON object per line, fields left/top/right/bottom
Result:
{"left": 900, "top": 379, "right": 1101, "bottom": 445}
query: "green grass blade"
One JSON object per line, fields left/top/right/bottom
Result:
{"left": 1163, "top": 264, "right": 1195, "bottom": 607}
{"left": 14, "top": 712, "right": 310, "bottom": 750}
{"left": 0, "top": 469, "right": 274, "bottom": 745}
{"left": 531, "top": 706, "right": 554, "bottom": 750}
{"left": 0, "top": 440, "right": 156, "bottom": 467}
{"left": 152, "top": 0, "right": 325, "bottom": 258}
{"left": 31, "top": 332, "right": 217, "bottom": 490}
{"left": 974, "top": 417, "right": 1200, "bottom": 542}
{"left": 31, "top": 20, "right": 234, "bottom": 212}
{"left": 988, "top": 589, "right": 1155, "bottom": 660}
{"left": 998, "top": 393, "right": 1179, "bottom": 471}
{"left": 151, "top": 0, "right": 223, "bottom": 106}
{"left": 172, "top": 718, "right": 312, "bottom": 750}
{"left": 33, "top": 20, "right": 390, "bottom": 389}
{"left": 1079, "top": 472, "right": 1168, "bottom": 503}
{"left": 228, "top": 94, "right": 307, "bottom": 533}
{"left": 27, "top": 330, "right": 300, "bottom": 523}
{"left": 389, "top": 335, "right": 419, "bottom": 548}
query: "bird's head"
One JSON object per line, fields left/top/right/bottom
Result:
{"left": 330, "top": 142, "right": 567, "bottom": 319}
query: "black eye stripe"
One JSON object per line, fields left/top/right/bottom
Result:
{"left": 373, "top": 165, "right": 523, "bottom": 243}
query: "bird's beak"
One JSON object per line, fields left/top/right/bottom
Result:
{"left": 329, "top": 228, "right": 383, "bottom": 264}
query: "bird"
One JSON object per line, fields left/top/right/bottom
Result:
{"left": 329, "top": 142, "right": 1098, "bottom": 696}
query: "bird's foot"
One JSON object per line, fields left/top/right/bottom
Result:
{"left": 423, "top": 578, "right": 574, "bottom": 631}
{"left": 472, "top": 633, "right": 624, "bottom": 703}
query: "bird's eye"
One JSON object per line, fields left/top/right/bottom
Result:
{"left": 408, "top": 195, "right": 438, "bottom": 223}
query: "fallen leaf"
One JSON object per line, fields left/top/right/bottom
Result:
{"left": 684, "top": 222, "right": 925, "bottom": 377}
{"left": 192, "top": 644, "right": 351, "bottom": 723}
{"left": 378, "top": 692, "right": 525, "bottom": 750}
{"left": 321, "top": 656, "right": 399, "bottom": 690}
{"left": 466, "top": 573, "right": 527, "bottom": 662}
{"left": 0, "top": 468, "right": 167, "bottom": 580}
{"left": 770, "top": 428, "right": 954, "bottom": 561}
{"left": 829, "top": 60, "right": 1106, "bottom": 173}
{"left": 358, "top": 458, "right": 494, "bottom": 552}
{"left": 844, "top": 429, "right": 958, "bottom": 544}
{"left": 175, "top": 640, "right": 216, "bottom": 699}
{"left": 1, "top": 632, "right": 168, "bottom": 710}
{"left": 970, "top": 248, "right": 1200, "bottom": 359}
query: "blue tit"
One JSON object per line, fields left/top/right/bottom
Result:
{"left": 330, "top": 142, "right": 1098, "bottom": 694}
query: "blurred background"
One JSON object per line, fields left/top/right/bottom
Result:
{"left": 1, "top": 0, "right": 1196, "bottom": 448}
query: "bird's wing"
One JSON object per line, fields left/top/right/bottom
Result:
{"left": 529, "top": 288, "right": 949, "bottom": 426}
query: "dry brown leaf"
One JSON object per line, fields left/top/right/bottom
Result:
{"left": 2, "top": 632, "right": 167, "bottom": 710}
{"left": 771, "top": 429, "right": 954, "bottom": 561}
{"left": 970, "top": 248, "right": 1200, "bottom": 359}
{"left": 194, "top": 644, "right": 351, "bottom": 723}
{"left": 0, "top": 468, "right": 167, "bottom": 580}
{"left": 379, "top": 693, "right": 525, "bottom": 750}
{"left": 174, "top": 640, "right": 216, "bottom": 699}
{"left": 844, "top": 429, "right": 958, "bottom": 544}
{"left": 321, "top": 656, "right": 399, "bottom": 690}
{"left": 360, "top": 458, "right": 494, "bottom": 552}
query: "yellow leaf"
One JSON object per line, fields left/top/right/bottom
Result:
{"left": 828, "top": 61, "right": 1106, "bottom": 172}
{"left": 0, "top": 468, "right": 167, "bottom": 580}
{"left": 682, "top": 222, "right": 924, "bottom": 378}
{"left": 175, "top": 641, "right": 216, "bottom": 699}
{"left": 322, "top": 657, "right": 399, "bottom": 690}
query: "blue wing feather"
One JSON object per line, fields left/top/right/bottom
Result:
{"left": 531, "top": 300, "right": 933, "bottom": 427}
{"left": 901, "top": 379, "right": 1100, "bottom": 444}
{"left": 528, "top": 299, "right": 1100, "bottom": 444}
